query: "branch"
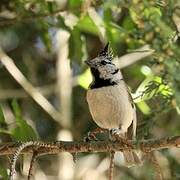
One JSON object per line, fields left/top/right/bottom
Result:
{"left": 149, "top": 152, "right": 163, "bottom": 180}
{"left": 109, "top": 151, "right": 115, "bottom": 180}
{"left": 0, "top": 8, "right": 66, "bottom": 27}
{"left": 0, "top": 84, "right": 56, "bottom": 99}
{"left": 0, "top": 136, "right": 180, "bottom": 156}
{"left": 0, "top": 48, "right": 63, "bottom": 127}
{"left": 56, "top": 30, "right": 72, "bottom": 128}
{"left": 114, "top": 45, "right": 155, "bottom": 69}
{"left": 28, "top": 151, "right": 39, "bottom": 180}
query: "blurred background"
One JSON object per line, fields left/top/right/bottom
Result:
{"left": 0, "top": 0, "right": 180, "bottom": 179}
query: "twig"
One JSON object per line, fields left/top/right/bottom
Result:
{"left": 0, "top": 48, "right": 62, "bottom": 126}
{"left": 0, "top": 136, "right": 179, "bottom": 156}
{"left": 27, "top": 151, "right": 39, "bottom": 180}
{"left": 0, "top": 84, "right": 56, "bottom": 99}
{"left": 88, "top": 7, "right": 106, "bottom": 42}
{"left": 0, "top": 8, "right": 66, "bottom": 27}
{"left": 9, "top": 142, "right": 35, "bottom": 180}
{"left": 109, "top": 151, "right": 115, "bottom": 180}
{"left": 71, "top": 152, "right": 78, "bottom": 163}
{"left": 56, "top": 30, "right": 72, "bottom": 128}
{"left": 9, "top": 141, "right": 58, "bottom": 180}
{"left": 150, "top": 152, "right": 163, "bottom": 180}
{"left": 116, "top": 165, "right": 139, "bottom": 180}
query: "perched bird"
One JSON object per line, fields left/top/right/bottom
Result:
{"left": 85, "top": 43, "right": 141, "bottom": 167}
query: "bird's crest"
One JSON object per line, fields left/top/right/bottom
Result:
{"left": 98, "top": 43, "right": 113, "bottom": 61}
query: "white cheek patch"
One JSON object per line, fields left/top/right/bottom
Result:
{"left": 111, "top": 72, "right": 123, "bottom": 82}
{"left": 89, "top": 57, "right": 103, "bottom": 67}
{"left": 98, "top": 64, "right": 123, "bottom": 83}
{"left": 98, "top": 64, "right": 116, "bottom": 80}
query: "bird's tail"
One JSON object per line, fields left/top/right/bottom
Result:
{"left": 123, "top": 150, "right": 141, "bottom": 167}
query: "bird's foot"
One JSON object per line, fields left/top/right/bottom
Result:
{"left": 110, "top": 128, "right": 132, "bottom": 148}
{"left": 84, "top": 128, "right": 108, "bottom": 142}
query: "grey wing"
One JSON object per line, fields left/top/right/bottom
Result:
{"left": 132, "top": 105, "right": 137, "bottom": 139}
{"left": 124, "top": 82, "right": 137, "bottom": 139}
{"left": 126, "top": 105, "right": 137, "bottom": 140}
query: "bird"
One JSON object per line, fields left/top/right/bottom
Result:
{"left": 85, "top": 43, "right": 141, "bottom": 167}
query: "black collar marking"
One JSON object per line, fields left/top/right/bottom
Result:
{"left": 89, "top": 68, "right": 121, "bottom": 89}
{"left": 90, "top": 79, "right": 117, "bottom": 89}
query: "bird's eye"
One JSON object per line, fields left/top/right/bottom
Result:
{"left": 101, "top": 60, "right": 107, "bottom": 65}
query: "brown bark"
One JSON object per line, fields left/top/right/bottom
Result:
{"left": 0, "top": 136, "right": 179, "bottom": 156}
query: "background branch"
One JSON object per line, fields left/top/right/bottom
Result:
{"left": 115, "top": 45, "right": 155, "bottom": 69}
{"left": 0, "top": 84, "right": 56, "bottom": 99}
{"left": 0, "top": 48, "right": 62, "bottom": 125}
{"left": 0, "top": 8, "right": 66, "bottom": 27}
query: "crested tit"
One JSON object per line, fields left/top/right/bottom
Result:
{"left": 86, "top": 43, "right": 141, "bottom": 167}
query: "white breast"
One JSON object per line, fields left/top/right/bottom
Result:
{"left": 86, "top": 82, "right": 134, "bottom": 131}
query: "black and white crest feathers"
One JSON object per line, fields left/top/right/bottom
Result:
{"left": 98, "top": 43, "right": 113, "bottom": 61}
{"left": 99, "top": 43, "right": 109, "bottom": 57}
{"left": 86, "top": 43, "right": 123, "bottom": 89}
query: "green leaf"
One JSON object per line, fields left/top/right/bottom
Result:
{"left": 37, "top": 21, "right": 52, "bottom": 52}
{"left": 155, "top": 20, "right": 174, "bottom": 39}
{"left": 129, "top": 7, "right": 140, "bottom": 25}
{"left": 11, "top": 121, "right": 37, "bottom": 141}
{"left": 0, "top": 105, "right": 5, "bottom": 124}
{"left": 69, "top": 26, "right": 83, "bottom": 63}
{"left": 137, "top": 101, "right": 151, "bottom": 115}
{"left": 76, "top": 15, "right": 99, "bottom": 35}
{"left": 47, "top": 1, "right": 54, "bottom": 13}
{"left": 41, "top": 30, "right": 51, "bottom": 52}
{"left": 0, "top": 129, "right": 11, "bottom": 135}
{"left": 88, "top": 8, "right": 106, "bottom": 39}
{"left": 133, "top": 74, "right": 172, "bottom": 103}
{"left": 68, "top": 0, "right": 83, "bottom": 9}
{"left": 122, "top": 16, "right": 136, "bottom": 31}
{"left": 165, "top": 58, "right": 180, "bottom": 111}
{"left": 133, "top": 75, "right": 155, "bottom": 102}
{"left": 0, "top": 167, "right": 8, "bottom": 180}
{"left": 11, "top": 100, "right": 37, "bottom": 141}
{"left": 143, "top": 7, "right": 162, "bottom": 20}
{"left": 11, "top": 99, "right": 22, "bottom": 122}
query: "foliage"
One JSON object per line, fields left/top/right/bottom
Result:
{"left": 0, "top": 0, "right": 180, "bottom": 179}
{"left": 0, "top": 101, "right": 37, "bottom": 141}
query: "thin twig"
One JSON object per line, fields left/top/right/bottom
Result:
{"left": 27, "top": 151, "right": 39, "bottom": 180}
{"left": 109, "top": 151, "right": 115, "bottom": 180}
{"left": 9, "top": 142, "right": 35, "bottom": 180}
{"left": 0, "top": 84, "right": 56, "bottom": 99}
{"left": 71, "top": 152, "right": 78, "bottom": 163}
{"left": 0, "top": 8, "right": 66, "bottom": 27}
{"left": 88, "top": 7, "right": 106, "bottom": 42}
{"left": 9, "top": 141, "right": 58, "bottom": 180}
{"left": 150, "top": 152, "right": 164, "bottom": 180}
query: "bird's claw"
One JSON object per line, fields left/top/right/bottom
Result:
{"left": 84, "top": 128, "right": 108, "bottom": 142}
{"left": 110, "top": 129, "right": 132, "bottom": 147}
{"left": 84, "top": 132, "right": 98, "bottom": 142}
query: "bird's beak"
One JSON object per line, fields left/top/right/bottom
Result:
{"left": 84, "top": 60, "right": 91, "bottom": 66}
